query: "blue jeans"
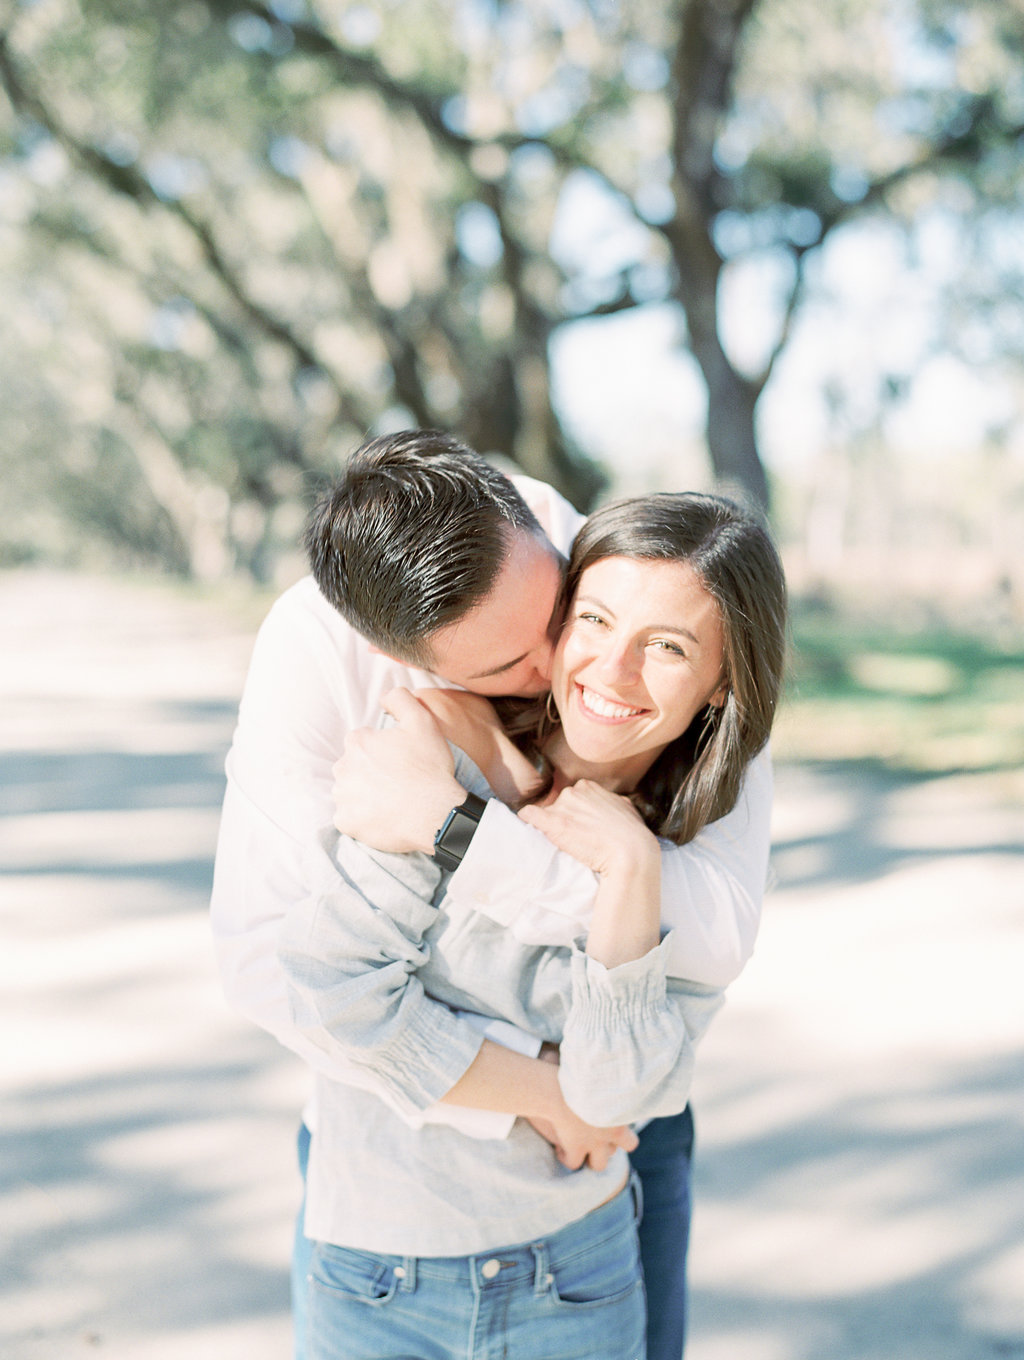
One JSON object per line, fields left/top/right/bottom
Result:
{"left": 630, "top": 1108, "right": 695, "bottom": 1360}
{"left": 293, "top": 1109, "right": 693, "bottom": 1360}
{"left": 307, "top": 1178, "right": 645, "bottom": 1360}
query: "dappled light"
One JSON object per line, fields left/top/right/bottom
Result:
{"left": 1, "top": 0, "right": 1023, "bottom": 1353}
{"left": 2, "top": 574, "right": 1022, "bottom": 1359}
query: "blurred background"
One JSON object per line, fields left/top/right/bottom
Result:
{"left": 2, "top": 0, "right": 1023, "bottom": 765}
{"left": 2, "top": 1, "right": 1022, "bottom": 1357}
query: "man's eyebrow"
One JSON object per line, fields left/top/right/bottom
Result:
{"left": 464, "top": 593, "right": 563, "bottom": 681}
{"left": 465, "top": 554, "right": 566, "bottom": 681}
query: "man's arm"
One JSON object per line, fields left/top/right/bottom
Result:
{"left": 213, "top": 465, "right": 583, "bottom": 1042}
{"left": 210, "top": 583, "right": 528, "bottom": 1126}
{"left": 333, "top": 717, "right": 775, "bottom": 989}
{"left": 210, "top": 577, "right": 623, "bottom": 1152}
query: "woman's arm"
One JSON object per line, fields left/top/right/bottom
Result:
{"left": 413, "top": 688, "right": 544, "bottom": 806}
{"left": 281, "top": 759, "right": 634, "bottom": 1164}
{"left": 335, "top": 701, "right": 773, "bottom": 981}
{"left": 439, "top": 1039, "right": 637, "bottom": 1171}
{"left": 279, "top": 826, "right": 485, "bottom": 1120}
{"left": 451, "top": 746, "right": 774, "bottom": 982}
{"left": 518, "top": 782, "right": 725, "bottom": 1128}
{"left": 519, "top": 780, "right": 662, "bottom": 968}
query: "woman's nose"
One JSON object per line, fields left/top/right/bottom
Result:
{"left": 595, "top": 638, "right": 640, "bottom": 687}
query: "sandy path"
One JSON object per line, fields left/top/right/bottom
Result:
{"left": 2, "top": 571, "right": 1021, "bottom": 1360}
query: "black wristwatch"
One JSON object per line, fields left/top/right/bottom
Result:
{"left": 432, "top": 792, "right": 486, "bottom": 872}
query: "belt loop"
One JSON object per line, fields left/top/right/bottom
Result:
{"left": 531, "top": 1242, "right": 551, "bottom": 1296}
{"left": 398, "top": 1255, "right": 417, "bottom": 1292}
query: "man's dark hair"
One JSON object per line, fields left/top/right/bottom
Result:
{"left": 305, "top": 430, "right": 544, "bottom": 667}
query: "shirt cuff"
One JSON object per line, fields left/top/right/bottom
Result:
{"left": 568, "top": 932, "right": 675, "bottom": 1020}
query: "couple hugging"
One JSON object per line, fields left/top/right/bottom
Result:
{"left": 211, "top": 429, "right": 787, "bottom": 1360}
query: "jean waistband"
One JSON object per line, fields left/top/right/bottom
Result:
{"left": 390, "top": 1174, "right": 641, "bottom": 1294}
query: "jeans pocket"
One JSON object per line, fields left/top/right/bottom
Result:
{"left": 546, "top": 1229, "right": 643, "bottom": 1311}
{"left": 310, "top": 1242, "right": 401, "bottom": 1308}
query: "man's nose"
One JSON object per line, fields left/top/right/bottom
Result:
{"left": 531, "top": 637, "right": 556, "bottom": 686}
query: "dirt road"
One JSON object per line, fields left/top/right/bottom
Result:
{"left": 2, "top": 571, "right": 1021, "bottom": 1360}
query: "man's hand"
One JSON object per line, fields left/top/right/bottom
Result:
{"left": 524, "top": 1040, "right": 637, "bottom": 1171}
{"left": 332, "top": 688, "right": 468, "bottom": 853}
{"left": 528, "top": 1106, "right": 638, "bottom": 1172}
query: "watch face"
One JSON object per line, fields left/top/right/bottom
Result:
{"left": 434, "top": 794, "right": 485, "bottom": 869}
{"left": 436, "top": 809, "right": 478, "bottom": 864}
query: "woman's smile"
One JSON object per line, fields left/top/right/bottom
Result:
{"left": 574, "top": 684, "right": 649, "bottom": 723}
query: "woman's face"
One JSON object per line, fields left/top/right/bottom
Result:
{"left": 551, "top": 555, "right": 727, "bottom": 787}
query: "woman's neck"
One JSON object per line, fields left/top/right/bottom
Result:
{"left": 543, "top": 728, "right": 653, "bottom": 795}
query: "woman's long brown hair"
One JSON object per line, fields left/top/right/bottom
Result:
{"left": 496, "top": 492, "right": 788, "bottom": 846}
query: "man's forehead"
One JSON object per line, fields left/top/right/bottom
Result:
{"left": 426, "top": 532, "right": 564, "bottom": 675}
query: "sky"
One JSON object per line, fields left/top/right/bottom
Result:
{"left": 545, "top": 175, "right": 1023, "bottom": 493}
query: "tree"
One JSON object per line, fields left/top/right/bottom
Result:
{"left": 1, "top": 0, "right": 1021, "bottom": 577}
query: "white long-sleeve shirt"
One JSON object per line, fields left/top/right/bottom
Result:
{"left": 209, "top": 474, "right": 773, "bottom": 1123}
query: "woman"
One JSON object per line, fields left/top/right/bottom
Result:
{"left": 280, "top": 492, "right": 787, "bottom": 1360}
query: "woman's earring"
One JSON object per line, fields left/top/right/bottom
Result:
{"left": 545, "top": 692, "right": 559, "bottom": 724}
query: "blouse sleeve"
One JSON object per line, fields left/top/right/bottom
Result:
{"left": 278, "top": 746, "right": 541, "bottom": 1133}
{"left": 555, "top": 933, "right": 725, "bottom": 1128}
{"left": 279, "top": 826, "right": 490, "bottom": 1121}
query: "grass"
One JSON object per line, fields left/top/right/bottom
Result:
{"left": 774, "top": 605, "right": 1024, "bottom": 775}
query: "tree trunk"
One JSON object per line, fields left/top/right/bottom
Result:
{"left": 700, "top": 342, "right": 770, "bottom": 509}
{"left": 665, "top": 0, "right": 771, "bottom": 511}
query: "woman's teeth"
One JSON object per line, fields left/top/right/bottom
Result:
{"left": 579, "top": 687, "right": 643, "bottom": 719}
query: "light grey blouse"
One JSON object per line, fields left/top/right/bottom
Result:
{"left": 279, "top": 750, "right": 723, "bottom": 1256}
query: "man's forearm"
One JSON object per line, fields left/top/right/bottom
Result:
{"left": 441, "top": 1039, "right": 638, "bottom": 1171}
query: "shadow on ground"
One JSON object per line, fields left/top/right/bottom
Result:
{"left": 2, "top": 574, "right": 1022, "bottom": 1360}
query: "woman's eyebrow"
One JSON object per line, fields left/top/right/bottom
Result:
{"left": 576, "top": 595, "right": 700, "bottom": 646}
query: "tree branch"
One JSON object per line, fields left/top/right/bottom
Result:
{"left": 0, "top": 28, "right": 375, "bottom": 431}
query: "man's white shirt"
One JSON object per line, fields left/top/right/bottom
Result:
{"left": 209, "top": 474, "right": 773, "bottom": 1132}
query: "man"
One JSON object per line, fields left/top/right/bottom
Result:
{"left": 210, "top": 429, "right": 773, "bottom": 1358}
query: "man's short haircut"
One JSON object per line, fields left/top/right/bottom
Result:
{"left": 305, "top": 429, "right": 544, "bottom": 668}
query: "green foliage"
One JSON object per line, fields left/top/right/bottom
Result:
{"left": 1, "top": 0, "right": 1021, "bottom": 578}
{"left": 777, "top": 607, "right": 1024, "bottom": 772}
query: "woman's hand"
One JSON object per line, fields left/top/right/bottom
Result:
{"left": 529, "top": 1106, "right": 638, "bottom": 1172}
{"left": 518, "top": 780, "right": 658, "bottom": 878}
{"left": 332, "top": 688, "right": 466, "bottom": 853}
{"left": 442, "top": 1038, "right": 637, "bottom": 1172}
{"left": 415, "top": 689, "right": 544, "bottom": 805}
{"left": 519, "top": 781, "right": 662, "bottom": 969}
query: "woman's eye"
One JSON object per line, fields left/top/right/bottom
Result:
{"left": 577, "top": 612, "right": 607, "bottom": 627}
{"left": 650, "top": 639, "right": 685, "bottom": 657}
